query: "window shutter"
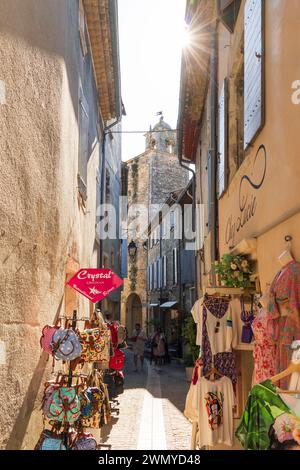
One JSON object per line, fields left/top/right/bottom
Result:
{"left": 244, "top": 0, "right": 264, "bottom": 150}
{"left": 150, "top": 264, "right": 153, "bottom": 291}
{"left": 153, "top": 262, "right": 157, "bottom": 290}
{"left": 207, "top": 150, "right": 212, "bottom": 231}
{"left": 173, "top": 248, "right": 178, "bottom": 285}
{"left": 163, "top": 256, "right": 167, "bottom": 287}
{"left": 78, "top": 90, "right": 89, "bottom": 200}
{"left": 158, "top": 259, "right": 162, "bottom": 288}
{"left": 79, "top": 0, "right": 88, "bottom": 56}
{"left": 217, "top": 78, "right": 228, "bottom": 199}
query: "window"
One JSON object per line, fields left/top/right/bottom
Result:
{"left": 154, "top": 262, "right": 157, "bottom": 290}
{"left": 217, "top": 78, "right": 228, "bottom": 198}
{"left": 244, "top": 0, "right": 265, "bottom": 150}
{"left": 170, "top": 211, "right": 175, "bottom": 229}
{"left": 79, "top": 0, "right": 88, "bottom": 56}
{"left": 172, "top": 248, "right": 178, "bottom": 285}
{"left": 218, "top": 0, "right": 242, "bottom": 33}
{"left": 78, "top": 89, "right": 89, "bottom": 201}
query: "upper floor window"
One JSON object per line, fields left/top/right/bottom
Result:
{"left": 79, "top": 0, "right": 88, "bottom": 56}
{"left": 78, "top": 88, "right": 89, "bottom": 202}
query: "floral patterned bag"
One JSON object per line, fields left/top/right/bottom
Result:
{"left": 46, "top": 386, "right": 82, "bottom": 423}
{"left": 72, "top": 432, "right": 97, "bottom": 450}
{"left": 79, "top": 327, "right": 110, "bottom": 362}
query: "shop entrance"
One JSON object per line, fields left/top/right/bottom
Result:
{"left": 126, "top": 293, "right": 142, "bottom": 335}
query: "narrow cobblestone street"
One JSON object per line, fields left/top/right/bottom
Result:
{"left": 101, "top": 351, "right": 192, "bottom": 450}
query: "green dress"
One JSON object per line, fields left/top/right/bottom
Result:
{"left": 235, "top": 380, "right": 292, "bottom": 450}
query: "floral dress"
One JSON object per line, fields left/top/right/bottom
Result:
{"left": 252, "top": 309, "right": 276, "bottom": 385}
{"left": 268, "top": 261, "right": 300, "bottom": 387}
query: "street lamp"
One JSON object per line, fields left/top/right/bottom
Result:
{"left": 128, "top": 240, "right": 137, "bottom": 258}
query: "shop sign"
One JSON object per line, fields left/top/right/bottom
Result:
{"left": 224, "top": 145, "right": 267, "bottom": 248}
{"left": 67, "top": 268, "right": 123, "bottom": 303}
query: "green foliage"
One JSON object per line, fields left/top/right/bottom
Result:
{"left": 182, "top": 315, "right": 199, "bottom": 364}
{"left": 215, "top": 253, "right": 252, "bottom": 288}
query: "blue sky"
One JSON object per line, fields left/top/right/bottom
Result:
{"left": 118, "top": 0, "right": 186, "bottom": 161}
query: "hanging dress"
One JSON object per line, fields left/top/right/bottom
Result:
{"left": 252, "top": 308, "right": 276, "bottom": 385}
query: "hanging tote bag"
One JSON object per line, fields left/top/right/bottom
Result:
{"left": 72, "top": 432, "right": 97, "bottom": 450}
{"left": 79, "top": 327, "right": 110, "bottom": 362}
{"left": 40, "top": 325, "right": 59, "bottom": 355}
{"left": 46, "top": 386, "right": 81, "bottom": 424}
{"left": 35, "top": 430, "right": 67, "bottom": 450}
{"left": 51, "top": 329, "right": 82, "bottom": 361}
{"left": 109, "top": 348, "right": 125, "bottom": 371}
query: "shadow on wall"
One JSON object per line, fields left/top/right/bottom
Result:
{"left": 5, "top": 296, "right": 64, "bottom": 450}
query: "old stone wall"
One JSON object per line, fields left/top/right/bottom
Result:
{"left": 0, "top": 0, "right": 101, "bottom": 449}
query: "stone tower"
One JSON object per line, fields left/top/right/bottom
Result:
{"left": 121, "top": 116, "right": 189, "bottom": 333}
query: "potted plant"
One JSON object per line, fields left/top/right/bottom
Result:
{"left": 182, "top": 315, "right": 199, "bottom": 382}
{"left": 215, "top": 253, "right": 253, "bottom": 288}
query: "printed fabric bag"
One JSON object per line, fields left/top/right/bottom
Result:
{"left": 35, "top": 430, "right": 67, "bottom": 450}
{"left": 80, "top": 371, "right": 104, "bottom": 428}
{"left": 72, "top": 432, "right": 97, "bottom": 450}
{"left": 46, "top": 386, "right": 82, "bottom": 424}
{"left": 79, "top": 327, "right": 111, "bottom": 362}
{"left": 40, "top": 325, "right": 59, "bottom": 355}
{"left": 51, "top": 328, "right": 82, "bottom": 361}
{"left": 42, "top": 381, "right": 61, "bottom": 416}
{"left": 109, "top": 348, "right": 125, "bottom": 371}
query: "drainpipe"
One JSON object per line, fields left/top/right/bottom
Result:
{"left": 209, "top": 28, "right": 218, "bottom": 284}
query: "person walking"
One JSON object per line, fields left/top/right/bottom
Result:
{"left": 130, "top": 323, "right": 147, "bottom": 372}
{"left": 151, "top": 327, "right": 167, "bottom": 367}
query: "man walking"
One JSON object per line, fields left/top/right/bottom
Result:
{"left": 131, "top": 323, "right": 147, "bottom": 372}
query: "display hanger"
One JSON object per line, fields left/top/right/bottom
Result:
{"left": 278, "top": 235, "right": 294, "bottom": 267}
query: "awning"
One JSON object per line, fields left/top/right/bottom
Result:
{"left": 160, "top": 301, "right": 178, "bottom": 309}
{"left": 149, "top": 303, "right": 159, "bottom": 307}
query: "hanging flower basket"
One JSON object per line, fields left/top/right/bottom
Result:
{"left": 215, "top": 253, "right": 253, "bottom": 289}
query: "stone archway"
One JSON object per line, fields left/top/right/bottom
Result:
{"left": 126, "top": 293, "right": 142, "bottom": 335}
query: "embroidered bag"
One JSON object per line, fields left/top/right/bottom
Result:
{"left": 42, "top": 381, "right": 61, "bottom": 416}
{"left": 51, "top": 329, "right": 82, "bottom": 361}
{"left": 240, "top": 295, "right": 255, "bottom": 343}
{"left": 40, "top": 325, "right": 59, "bottom": 355}
{"left": 79, "top": 327, "right": 110, "bottom": 362}
{"left": 35, "top": 429, "right": 67, "bottom": 450}
{"left": 72, "top": 432, "right": 97, "bottom": 450}
{"left": 46, "top": 386, "right": 81, "bottom": 423}
{"left": 109, "top": 348, "right": 125, "bottom": 371}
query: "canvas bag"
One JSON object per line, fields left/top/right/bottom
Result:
{"left": 46, "top": 386, "right": 82, "bottom": 423}
{"left": 51, "top": 328, "right": 82, "bottom": 361}
{"left": 72, "top": 432, "right": 97, "bottom": 450}
{"left": 40, "top": 325, "right": 59, "bottom": 355}
{"left": 109, "top": 348, "right": 125, "bottom": 371}
{"left": 79, "top": 327, "right": 110, "bottom": 362}
{"left": 35, "top": 429, "right": 67, "bottom": 450}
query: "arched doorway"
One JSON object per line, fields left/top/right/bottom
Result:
{"left": 126, "top": 293, "right": 142, "bottom": 335}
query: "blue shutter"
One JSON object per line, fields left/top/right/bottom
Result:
{"left": 244, "top": 0, "right": 264, "bottom": 149}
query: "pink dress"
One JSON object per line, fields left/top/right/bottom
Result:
{"left": 252, "top": 309, "right": 276, "bottom": 384}
{"left": 268, "top": 261, "right": 300, "bottom": 387}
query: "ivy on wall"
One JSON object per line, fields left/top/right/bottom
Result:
{"left": 129, "top": 262, "right": 137, "bottom": 292}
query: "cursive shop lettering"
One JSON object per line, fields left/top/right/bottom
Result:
{"left": 77, "top": 270, "right": 112, "bottom": 282}
{"left": 225, "top": 145, "right": 266, "bottom": 248}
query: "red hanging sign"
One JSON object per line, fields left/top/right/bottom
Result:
{"left": 66, "top": 268, "right": 123, "bottom": 303}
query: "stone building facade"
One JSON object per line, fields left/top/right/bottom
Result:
{"left": 0, "top": 0, "right": 122, "bottom": 449}
{"left": 147, "top": 181, "right": 196, "bottom": 355}
{"left": 121, "top": 117, "right": 189, "bottom": 335}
